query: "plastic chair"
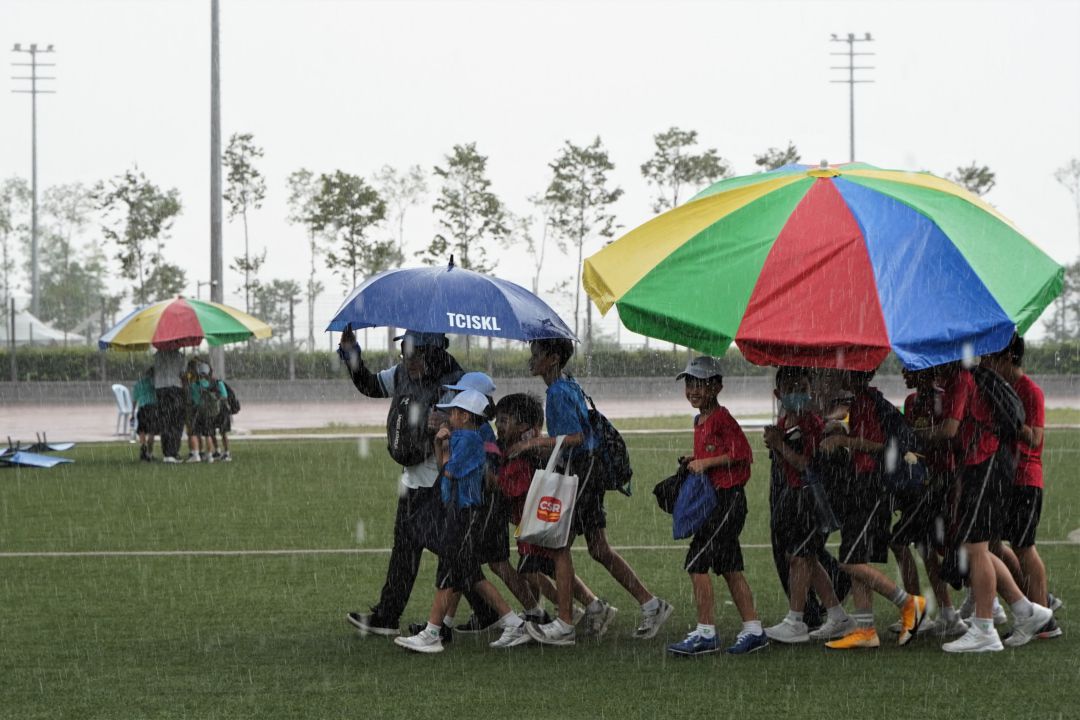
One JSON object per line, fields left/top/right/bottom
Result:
{"left": 112, "top": 384, "right": 133, "bottom": 436}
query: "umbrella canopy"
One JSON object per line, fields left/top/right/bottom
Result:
{"left": 98, "top": 297, "right": 272, "bottom": 351}
{"left": 584, "top": 163, "right": 1064, "bottom": 370}
{"left": 327, "top": 261, "right": 577, "bottom": 342}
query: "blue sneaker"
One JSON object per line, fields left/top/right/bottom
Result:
{"left": 666, "top": 632, "right": 721, "bottom": 657}
{"left": 725, "top": 632, "right": 769, "bottom": 655}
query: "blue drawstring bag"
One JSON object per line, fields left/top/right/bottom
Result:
{"left": 673, "top": 472, "right": 717, "bottom": 540}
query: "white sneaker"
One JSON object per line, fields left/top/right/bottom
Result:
{"left": 222, "top": 452, "right": 232, "bottom": 463}
{"left": 185, "top": 453, "right": 201, "bottom": 463}
{"left": 943, "top": 624, "right": 1003, "bottom": 653}
{"left": 633, "top": 599, "right": 674, "bottom": 640}
{"left": 525, "top": 620, "right": 576, "bottom": 646}
{"left": 809, "top": 616, "right": 856, "bottom": 641}
{"left": 490, "top": 623, "right": 531, "bottom": 649}
{"left": 206, "top": 454, "right": 215, "bottom": 464}
{"left": 765, "top": 617, "right": 810, "bottom": 644}
{"left": 939, "top": 615, "right": 969, "bottom": 637}
{"left": 393, "top": 630, "right": 444, "bottom": 654}
{"left": 162, "top": 456, "right": 180, "bottom": 464}
{"left": 1003, "top": 604, "right": 1053, "bottom": 648}
{"left": 916, "top": 618, "right": 942, "bottom": 635}
{"left": 571, "top": 605, "right": 586, "bottom": 626}
{"left": 993, "top": 603, "right": 1008, "bottom": 626}
{"left": 582, "top": 600, "right": 618, "bottom": 637}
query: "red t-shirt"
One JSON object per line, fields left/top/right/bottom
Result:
{"left": 498, "top": 455, "right": 553, "bottom": 560}
{"left": 776, "top": 412, "right": 824, "bottom": 489}
{"left": 940, "top": 369, "right": 999, "bottom": 466}
{"left": 1013, "top": 374, "right": 1045, "bottom": 488}
{"left": 848, "top": 389, "right": 886, "bottom": 475}
{"left": 903, "top": 389, "right": 956, "bottom": 474}
{"left": 694, "top": 407, "right": 752, "bottom": 489}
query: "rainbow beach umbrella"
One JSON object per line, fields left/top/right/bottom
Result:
{"left": 98, "top": 297, "right": 272, "bottom": 351}
{"left": 584, "top": 162, "right": 1064, "bottom": 370}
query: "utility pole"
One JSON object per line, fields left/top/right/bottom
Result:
{"left": 10, "top": 43, "right": 56, "bottom": 317}
{"left": 829, "top": 33, "right": 874, "bottom": 163}
{"left": 210, "top": 0, "right": 225, "bottom": 376}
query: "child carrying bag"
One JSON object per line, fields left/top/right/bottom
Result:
{"left": 518, "top": 436, "right": 579, "bottom": 549}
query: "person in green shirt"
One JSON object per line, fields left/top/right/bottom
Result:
{"left": 132, "top": 367, "right": 158, "bottom": 462}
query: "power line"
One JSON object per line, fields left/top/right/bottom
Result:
{"left": 829, "top": 32, "right": 874, "bottom": 163}
{"left": 10, "top": 42, "right": 56, "bottom": 317}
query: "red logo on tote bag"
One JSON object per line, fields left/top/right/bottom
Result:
{"left": 537, "top": 496, "right": 562, "bottom": 522}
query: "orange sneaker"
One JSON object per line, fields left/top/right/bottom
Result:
{"left": 825, "top": 627, "right": 881, "bottom": 649}
{"left": 897, "top": 595, "right": 927, "bottom": 647}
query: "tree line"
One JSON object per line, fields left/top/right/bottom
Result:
{"left": 2, "top": 132, "right": 1079, "bottom": 350}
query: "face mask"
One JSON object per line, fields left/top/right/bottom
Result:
{"left": 781, "top": 392, "right": 811, "bottom": 413}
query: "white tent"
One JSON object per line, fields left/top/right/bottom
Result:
{"left": 0, "top": 306, "right": 87, "bottom": 346}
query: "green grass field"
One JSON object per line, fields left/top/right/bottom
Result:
{"left": 2, "top": 430, "right": 1078, "bottom": 719}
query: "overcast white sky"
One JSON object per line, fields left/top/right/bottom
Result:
{"left": 3, "top": 0, "right": 1079, "bottom": 346}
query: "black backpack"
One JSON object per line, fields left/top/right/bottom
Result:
{"left": 223, "top": 382, "right": 241, "bottom": 415}
{"left": 386, "top": 364, "right": 464, "bottom": 467}
{"left": 866, "top": 387, "right": 924, "bottom": 495}
{"left": 971, "top": 365, "right": 1025, "bottom": 444}
{"left": 579, "top": 388, "right": 633, "bottom": 497}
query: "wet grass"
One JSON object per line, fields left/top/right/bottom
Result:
{"left": 1, "top": 431, "right": 1078, "bottom": 718}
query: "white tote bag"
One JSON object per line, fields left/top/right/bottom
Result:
{"left": 517, "top": 436, "right": 579, "bottom": 549}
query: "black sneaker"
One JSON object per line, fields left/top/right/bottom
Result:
{"left": 456, "top": 614, "right": 501, "bottom": 633}
{"left": 408, "top": 622, "right": 453, "bottom": 643}
{"left": 524, "top": 610, "right": 554, "bottom": 626}
{"left": 346, "top": 611, "right": 399, "bottom": 637}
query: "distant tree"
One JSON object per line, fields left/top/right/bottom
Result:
{"left": 640, "top": 127, "right": 730, "bottom": 212}
{"left": 1054, "top": 158, "right": 1080, "bottom": 255}
{"left": 223, "top": 132, "right": 267, "bottom": 313}
{"left": 229, "top": 249, "right": 266, "bottom": 303}
{"left": 37, "top": 183, "right": 97, "bottom": 331}
{"left": 252, "top": 278, "right": 303, "bottom": 345}
{"left": 947, "top": 162, "right": 996, "bottom": 197}
{"left": 754, "top": 142, "right": 801, "bottom": 171}
{"left": 374, "top": 164, "right": 428, "bottom": 258}
{"left": 311, "top": 171, "right": 391, "bottom": 289}
{"left": 0, "top": 178, "right": 29, "bottom": 318}
{"left": 421, "top": 143, "right": 507, "bottom": 274}
{"left": 547, "top": 137, "right": 623, "bottom": 358}
{"left": 144, "top": 261, "right": 188, "bottom": 302}
{"left": 1042, "top": 260, "right": 1080, "bottom": 342}
{"left": 286, "top": 168, "right": 325, "bottom": 352}
{"left": 96, "top": 168, "right": 183, "bottom": 305}
{"left": 506, "top": 193, "right": 564, "bottom": 296}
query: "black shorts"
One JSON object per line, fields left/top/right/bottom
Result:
{"left": 836, "top": 474, "right": 891, "bottom": 565}
{"left": 435, "top": 505, "right": 484, "bottom": 593}
{"left": 774, "top": 486, "right": 825, "bottom": 558}
{"left": 136, "top": 405, "right": 159, "bottom": 434}
{"left": 685, "top": 487, "right": 747, "bottom": 575}
{"left": 567, "top": 460, "right": 607, "bottom": 537}
{"left": 890, "top": 470, "right": 953, "bottom": 550}
{"left": 517, "top": 552, "right": 555, "bottom": 577}
{"left": 190, "top": 411, "right": 217, "bottom": 436}
{"left": 475, "top": 492, "right": 511, "bottom": 565}
{"left": 1006, "top": 485, "right": 1042, "bottom": 549}
{"left": 214, "top": 410, "right": 232, "bottom": 433}
{"left": 955, "top": 457, "right": 1007, "bottom": 545}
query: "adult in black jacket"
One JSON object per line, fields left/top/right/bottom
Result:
{"left": 342, "top": 328, "right": 465, "bottom": 636}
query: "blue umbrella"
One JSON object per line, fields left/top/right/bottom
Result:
{"left": 327, "top": 260, "right": 577, "bottom": 342}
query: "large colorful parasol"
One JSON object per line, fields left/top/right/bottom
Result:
{"left": 584, "top": 162, "right": 1064, "bottom": 370}
{"left": 98, "top": 297, "right": 272, "bottom": 351}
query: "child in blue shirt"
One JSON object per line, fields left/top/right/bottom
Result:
{"left": 511, "top": 338, "right": 673, "bottom": 647}
{"left": 394, "top": 389, "right": 528, "bottom": 654}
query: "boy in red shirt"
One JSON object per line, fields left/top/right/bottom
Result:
{"left": 764, "top": 367, "right": 851, "bottom": 645}
{"left": 981, "top": 336, "right": 1060, "bottom": 639}
{"left": 818, "top": 370, "right": 926, "bottom": 649}
{"left": 666, "top": 357, "right": 767, "bottom": 656}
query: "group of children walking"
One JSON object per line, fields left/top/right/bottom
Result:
{"left": 354, "top": 333, "right": 1059, "bottom": 657}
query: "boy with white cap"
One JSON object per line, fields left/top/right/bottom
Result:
{"left": 394, "top": 389, "right": 529, "bottom": 654}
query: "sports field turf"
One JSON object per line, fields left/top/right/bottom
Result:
{"left": 2, "top": 430, "right": 1078, "bottom": 719}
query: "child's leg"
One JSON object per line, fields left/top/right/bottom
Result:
{"left": 553, "top": 547, "right": 575, "bottom": 624}
{"left": 573, "top": 574, "right": 598, "bottom": 606}
{"left": 919, "top": 546, "right": 954, "bottom": 610}
{"left": 585, "top": 528, "right": 651, "bottom": 604}
{"left": 428, "top": 589, "right": 458, "bottom": 626}
{"left": 690, "top": 573, "right": 714, "bottom": 626}
{"left": 990, "top": 540, "right": 1024, "bottom": 589}
{"left": 221, "top": 432, "right": 229, "bottom": 452}
{"left": 471, "top": 579, "right": 515, "bottom": 619}
{"left": 444, "top": 593, "right": 462, "bottom": 620}
{"left": 891, "top": 542, "right": 922, "bottom": 596}
{"left": 809, "top": 559, "right": 842, "bottom": 609}
{"left": 1015, "top": 545, "right": 1048, "bottom": 607}
{"left": 488, "top": 560, "right": 538, "bottom": 609}
{"left": 722, "top": 571, "right": 758, "bottom": 622}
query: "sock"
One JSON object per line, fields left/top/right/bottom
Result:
{"left": 992, "top": 597, "right": 1004, "bottom": 613}
{"left": 785, "top": 610, "right": 804, "bottom": 624}
{"left": 741, "top": 620, "right": 763, "bottom": 636}
{"left": 1011, "top": 598, "right": 1034, "bottom": 619}
{"left": 500, "top": 611, "right": 523, "bottom": 628}
{"left": 696, "top": 623, "right": 716, "bottom": 639}
{"left": 424, "top": 622, "right": 441, "bottom": 638}
{"left": 554, "top": 617, "right": 574, "bottom": 633}
{"left": 941, "top": 606, "right": 959, "bottom": 623}
{"left": 973, "top": 617, "right": 994, "bottom": 633}
{"left": 442, "top": 615, "right": 455, "bottom": 628}
{"left": 889, "top": 587, "right": 910, "bottom": 608}
{"left": 586, "top": 599, "right": 603, "bottom": 614}
{"left": 827, "top": 605, "right": 848, "bottom": 622}
{"left": 853, "top": 611, "right": 874, "bottom": 629}
{"left": 641, "top": 596, "right": 660, "bottom": 613}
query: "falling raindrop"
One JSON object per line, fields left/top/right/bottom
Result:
{"left": 355, "top": 519, "right": 366, "bottom": 543}
{"left": 357, "top": 436, "right": 370, "bottom": 458}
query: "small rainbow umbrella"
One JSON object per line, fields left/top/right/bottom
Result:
{"left": 98, "top": 297, "right": 272, "bottom": 351}
{"left": 584, "top": 163, "right": 1064, "bottom": 370}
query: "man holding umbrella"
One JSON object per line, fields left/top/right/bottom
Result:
{"left": 341, "top": 327, "right": 466, "bottom": 636}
